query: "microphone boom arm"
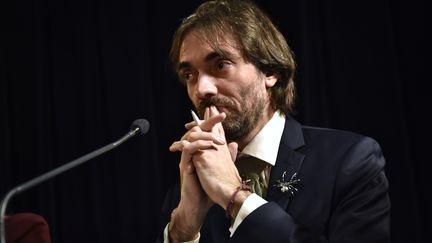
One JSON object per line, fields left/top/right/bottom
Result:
{"left": 0, "top": 123, "right": 145, "bottom": 243}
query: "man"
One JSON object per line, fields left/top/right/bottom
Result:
{"left": 158, "top": 0, "right": 390, "bottom": 242}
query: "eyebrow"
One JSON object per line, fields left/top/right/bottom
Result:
{"left": 177, "top": 51, "right": 225, "bottom": 72}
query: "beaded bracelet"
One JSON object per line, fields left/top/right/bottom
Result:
{"left": 225, "top": 180, "right": 251, "bottom": 219}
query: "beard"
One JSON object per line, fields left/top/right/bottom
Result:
{"left": 197, "top": 79, "right": 265, "bottom": 142}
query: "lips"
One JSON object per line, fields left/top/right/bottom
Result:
{"left": 215, "top": 106, "right": 227, "bottom": 113}
{"left": 204, "top": 105, "right": 227, "bottom": 114}
{"left": 198, "top": 96, "right": 235, "bottom": 116}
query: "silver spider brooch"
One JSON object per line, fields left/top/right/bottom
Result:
{"left": 273, "top": 171, "right": 300, "bottom": 196}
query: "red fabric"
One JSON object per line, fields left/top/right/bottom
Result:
{"left": 5, "top": 213, "right": 51, "bottom": 243}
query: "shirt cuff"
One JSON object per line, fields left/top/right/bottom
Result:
{"left": 163, "top": 223, "right": 200, "bottom": 243}
{"left": 228, "top": 193, "right": 267, "bottom": 236}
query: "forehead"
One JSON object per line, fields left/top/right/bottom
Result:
{"left": 179, "top": 30, "right": 241, "bottom": 64}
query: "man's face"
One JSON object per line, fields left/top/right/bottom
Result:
{"left": 178, "top": 30, "right": 277, "bottom": 141}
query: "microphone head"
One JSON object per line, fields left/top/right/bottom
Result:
{"left": 130, "top": 119, "right": 150, "bottom": 135}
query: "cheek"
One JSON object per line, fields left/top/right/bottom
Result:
{"left": 187, "top": 85, "right": 199, "bottom": 105}
{"left": 187, "top": 84, "right": 194, "bottom": 98}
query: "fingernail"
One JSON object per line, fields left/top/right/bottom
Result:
{"left": 216, "top": 136, "right": 225, "bottom": 144}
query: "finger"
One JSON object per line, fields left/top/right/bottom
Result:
{"left": 215, "top": 114, "right": 226, "bottom": 137}
{"left": 204, "top": 107, "right": 210, "bottom": 120}
{"left": 185, "top": 121, "right": 197, "bottom": 130}
{"left": 188, "top": 131, "right": 225, "bottom": 145}
{"left": 228, "top": 142, "right": 239, "bottom": 162}
{"left": 169, "top": 140, "right": 189, "bottom": 152}
{"left": 208, "top": 105, "right": 217, "bottom": 117}
{"left": 185, "top": 119, "right": 212, "bottom": 131}
{"left": 210, "top": 106, "right": 226, "bottom": 136}
{"left": 170, "top": 136, "right": 208, "bottom": 152}
{"left": 181, "top": 125, "right": 202, "bottom": 141}
{"left": 183, "top": 140, "right": 215, "bottom": 154}
{"left": 185, "top": 107, "right": 225, "bottom": 132}
{"left": 199, "top": 113, "right": 226, "bottom": 132}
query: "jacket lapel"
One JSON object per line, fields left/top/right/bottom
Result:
{"left": 266, "top": 115, "right": 305, "bottom": 209}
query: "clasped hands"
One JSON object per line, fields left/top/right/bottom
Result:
{"left": 167, "top": 106, "right": 247, "bottom": 242}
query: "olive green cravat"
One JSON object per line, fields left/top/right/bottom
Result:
{"left": 235, "top": 156, "right": 270, "bottom": 198}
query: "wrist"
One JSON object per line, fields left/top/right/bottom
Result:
{"left": 224, "top": 181, "right": 252, "bottom": 219}
{"left": 229, "top": 190, "right": 252, "bottom": 219}
{"left": 168, "top": 207, "right": 201, "bottom": 242}
{"left": 168, "top": 223, "right": 199, "bottom": 243}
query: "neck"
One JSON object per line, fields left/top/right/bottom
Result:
{"left": 236, "top": 108, "right": 275, "bottom": 151}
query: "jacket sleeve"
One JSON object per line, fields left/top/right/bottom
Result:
{"left": 231, "top": 137, "right": 390, "bottom": 243}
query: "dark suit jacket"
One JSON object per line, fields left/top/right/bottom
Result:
{"left": 157, "top": 115, "right": 390, "bottom": 243}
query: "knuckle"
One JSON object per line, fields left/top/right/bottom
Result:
{"left": 188, "top": 132, "right": 198, "bottom": 141}
{"left": 183, "top": 143, "right": 194, "bottom": 153}
{"left": 181, "top": 140, "right": 190, "bottom": 150}
{"left": 190, "top": 126, "right": 202, "bottom": 132}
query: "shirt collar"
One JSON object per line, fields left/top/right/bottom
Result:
{"left": 239, "top": 110, "right": 285, "bottom": 166}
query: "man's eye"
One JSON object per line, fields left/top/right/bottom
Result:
{"left": 182, "top": 73, "right": 192, "bottom": 81}
{"left": 217, "top": 61, "right": 231, "bottom": 70}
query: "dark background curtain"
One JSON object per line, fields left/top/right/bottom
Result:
{"left": 0, "top": 0, "right": 426, "bottom": 242}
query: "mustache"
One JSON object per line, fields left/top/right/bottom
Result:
{"left": 197, "top": 96, "right": 235, "bottom": 117}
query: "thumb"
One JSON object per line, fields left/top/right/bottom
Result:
{"left": 228, "top": 142, "right": 238, "bottom": 162}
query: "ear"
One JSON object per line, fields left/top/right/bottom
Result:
{"left": 264, "top": 72, "right": 278, "bottom": 88}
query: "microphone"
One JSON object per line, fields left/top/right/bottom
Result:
{"left": 130, "top": 118, "right": 150, "bottom": 135}
{"left": 0, "top": 119, "right": 150, "bottom": 243}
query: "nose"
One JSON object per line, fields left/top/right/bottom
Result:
{"left": 196, "top": 73, "right": 217, "bottom": 99}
